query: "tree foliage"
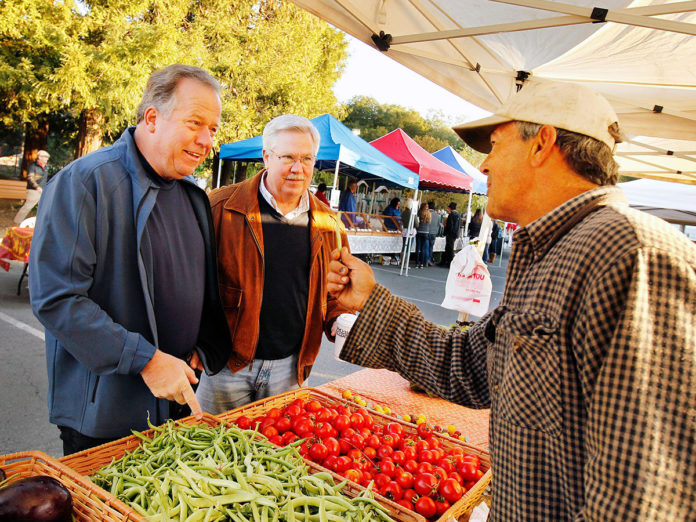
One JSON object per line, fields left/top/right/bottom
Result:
{"left": 0, "top": 0, "right": 347, "bottom": 164}
{"left": 341, "top": 95, "right": 485, "bottom": 167}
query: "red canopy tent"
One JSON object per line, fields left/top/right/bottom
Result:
{"left": 370, "top": 129, "right": 473, "bottom": 192}
{"left": 370, "top": 129, "right": 474, "bottom": 275}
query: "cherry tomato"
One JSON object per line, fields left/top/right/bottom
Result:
{"left": 334, "top": 455, "right": 351, "bottom": 473}
{"left": 345, "top": 468, "right": 363, "bottom": 484}
{"left": 268, "top": 434, "right": 283, "bottom": 446}
{"left": 382, "top": 433, "right": 397, "bottom": 448}
{"left": 283, "top": 404, "right": 302, "bottom": 417}
{"left": 426, "top": 436, "right": 441, "bottom": 450}
{"left": 379, "top": 459, "right": 397, "bottom": 478}
{"left": 267, "top": 407, "right": 282, "bottom": 418}
{"left": 403, "top": 446, "right": 417, "bottom": 461}
{"left": 413, "top": 472, "right": 438, "bottom": 497}
{"left": 432, "top": 466, "right": 448, "bottom": 484}
{"left": 397, "top": 499, "right": 413, "bottom": 510}
{"left": 291, "top": 398, "right": 305, "bottom": 410}
{"left": 417, "top": 423, "right": 433, "bottom": 438}
{"left": 417, "top": 461, "right": 434, "bottom": 475}
{"left": 364, "top": 446, "right": 377, "bottom": 460}
{"left": 374, "top": 472, "right": 391, "bottom": 489}
{"left": 316, "top": 407, "right": 333, "bottom": 423}
{"left": 366, "top": 435, "right": 381, "bottom": 449}
{"left": 418, "top": 449, "right": 435, "bottom": 464}
{"left": 235, "top": 415, "right": 251, "bottom": 429}
{"left": 314, "top": 422, "right": 334, "bottom": 439}
{"left": 448, "top": 471, "right": 464, "bottom": 486}
{"left": 281, "top": 431, "right": 299, "bottom": 445}
{"left": 438, "top": 477, "right": 464, "bottom": 504}
{"left": 376, "top": 445, "right": 394, "bottom": 460}
{"left": 338, "top": 438, "right": 352, "bottom": 455}
{"left": 274, "top": 416, "right": 291, "bottom": 434}
{"left": 435, "top": 497, "right": 451, "bottom": 517}
{"left": 323, "top": 437, "right": 340, "bottom": 457}
{"left": 305, "top": 399, "right": 322, "bottom": 413}
{"left": 340, "top": 428, "right": 357, "bottom": 439}
{"left": 415, "top": 439, "right": 430, "bottom": 453}
{"left": 380, "top": 481, "right": 404, "bottom": 502}
{"left": 438, "top": 456, "right": 456, "bottom": 474}
{"left": 391, "top": 450, "right": 406, "bottom": 466}
{"left": 403, "top": 488, "right": 418, "bottom": 504}
{"left": 403, "top": 459, "right": 419, "bottom": 474}
{"left": 349, "top": 413, "right": 365, "bottom": 429}
{"left": 457, "top": 460, "right": 479, "bottom": 481}
{"left": 261, "top": 425, "right": 278, "bottom": 438}
{"left": 395, "top": 470, "right": 414, "bottom": 489}
{"left": 415, "top": 496, "right": 437, "bottom": 518}
{"left": 350, "top": 433, "right": 366, "bottom": 450}
{"left": 308, "top": 442, "right": 328, "bottom": 463}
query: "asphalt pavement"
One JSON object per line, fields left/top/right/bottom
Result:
{"left": 0, "top": 245, "right": 508, "bottom": 458}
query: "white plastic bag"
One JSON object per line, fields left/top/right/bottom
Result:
{"left": 441, "top": 244, "right": 492, "bottom": 316}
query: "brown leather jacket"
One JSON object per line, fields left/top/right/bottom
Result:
{"left": 209, "top": 172, "right": 350, "bottom": 384}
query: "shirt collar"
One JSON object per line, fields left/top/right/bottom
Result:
{"left": 521, "top": 186, "right": 628, "bottom": 261}
{"left": 259, "top": 171, "right": 310, "bottom": 218}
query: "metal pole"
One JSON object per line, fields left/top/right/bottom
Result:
{"left": 464, "top": 191, "right": 473, "bottom": 237}
{"left": 216, "top": 154, "right": 223, "bottom": 189}
{"left": 369, "top": 182, "right": 376, "bottom": 214}
{"left": 399, "top": 188, "right": 419, "bottom": 276}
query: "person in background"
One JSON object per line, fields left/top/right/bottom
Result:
{"left": 382, "top": 197, "right": 401, "bottom": 231}
{"left": 338, "top": 178, "right": 357, "bottom": 213}
{"left": 326, "top": 80, "right": 696, "bottom": 520}
{"left": 427, "top": 201, "right": 439, "bottom": 266}
{"left": 400, "top": 199, "right": 418, "bottom": 259}
{"left": 488, "top": 220, "right": 503, "bottom": 263}
{"left": 414, "top": 202, "right": 431, "bottom": 268}
{"left": 468, "top": 208, "right": 483, "bottom": 239}
{"left": 13, "top": 150, "right": 49, "bottom": 225}
{"left": 439, "top": 201, "right": 460, "bottom": 267}
{"left": 314, "top": 182, "right": 330, "bottom": 206}
{"left": 29, "top": 64, "right": 232, "bottom": 455}
{"left": 195, "top": 115, "right": 349, "bottom": 413}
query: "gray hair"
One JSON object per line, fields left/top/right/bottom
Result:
{"left": 37, "top": 150, "right": 50, "bottom": 159}
{"left": 136, "top": 64, "right": 220, "bottom": 123}
{"left": 516, "top": 121, "right": 622, "bottom": 186}
{"left": 262, "top": 115, "right": 320, "bottom": 155}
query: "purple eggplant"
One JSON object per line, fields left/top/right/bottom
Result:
{"left": 0, "top": 475, "right": 73, "bottom": 521}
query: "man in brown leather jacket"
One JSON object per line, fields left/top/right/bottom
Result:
{"left": 196, "top": 115, "right": 350, "bottom": 413}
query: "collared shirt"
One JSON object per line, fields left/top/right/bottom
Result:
{"left": 340, "top": 186, "right": 696, "bottom": 521}
{"left": 259, "top": 172, "right": 310, "bottom": 221}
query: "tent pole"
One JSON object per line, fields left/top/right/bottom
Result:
{"left": 216, "top": 154, "right": 223, "bottom": 189}
{"left": 400, "top": 188, "right": 419, "bottom": 276}
{"left": 332, "top": 161, "right": 340, "bottom": 191}
{"left": 464, "top": 191, "right": 472, "bottom": 237}
{"left": 369, "top": 182, "right": 376, "bottom": 214}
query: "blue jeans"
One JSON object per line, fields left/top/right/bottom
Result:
{"left": 427, "top": 234, "right": 436, "bottom": 263}
{"left": 196, "top": 354, "right": 301, "bottom": 415}
{"left": 416, "top": 233, "right": 429, "bottom": 265}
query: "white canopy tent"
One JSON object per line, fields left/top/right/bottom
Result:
{"left": 289, "top": 0, "right": 696, "bottom": 184}
{"left": 618, "top": 178, "right": 696, "bottom": 226}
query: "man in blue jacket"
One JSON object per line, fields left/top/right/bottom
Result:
{"left": 30, "top": 64, "right": 232, "bottom": 455}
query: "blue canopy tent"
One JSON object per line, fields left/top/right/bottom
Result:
{"left": 433, "top": 146, "right": 488, "bottom": 237}
{"left": 218, "top": 114, "right": 419, "bottom": 194}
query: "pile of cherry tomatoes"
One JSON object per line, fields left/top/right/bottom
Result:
{"left": 233, "top": 397, "right": 484, "bottom": 520}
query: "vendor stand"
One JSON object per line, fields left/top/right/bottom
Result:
{"left": 0, "top": 225, "right": 33, "bottom": 295}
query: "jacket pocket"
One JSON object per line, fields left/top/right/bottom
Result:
{"left": 495, "top": 310, "right": 561, "bottom": 435}
{"left": 220, "top": 285, "right": 243, "bottom": 340}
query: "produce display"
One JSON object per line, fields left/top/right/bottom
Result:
{"left": 90, "top": 419, "right": 395, "bottom": 521}
{"left": 0, "top": 474, "right": 73, "bottom": 522}
{"left": 232, "top": 396, "right": 485, "bottom": 521}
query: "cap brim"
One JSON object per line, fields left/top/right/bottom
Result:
{"left": 453, "top": 114, "right": 512, "bottom": 154}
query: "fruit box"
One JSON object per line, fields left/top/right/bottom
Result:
{"left": 216, "top": 387, "right": 492, "bottom": 522}
{"left": 59, "top": 412, "right": 418, "bottom": 522}
{"left": 0, "top": 450, "right": 140, "bottom": 521}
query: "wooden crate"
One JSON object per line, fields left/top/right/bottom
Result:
{"left": 60, "top": 412, "right": 418, "bottom": 521}
{"left": 216, "top": 387, "right": 493, "bottom": 521}
{"left": 0, "top": 450, "right": 140, "bottom": 521}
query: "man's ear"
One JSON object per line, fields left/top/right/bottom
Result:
{"left": 143, "top": 107, "right": 158, "bottom": 133}
{"left": 529, "top": 124, "right": 557, "bottom": 167}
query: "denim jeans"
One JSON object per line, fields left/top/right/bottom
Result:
{"left": 427, "top": 234, "right": 436, "bottom": 264}
{"left": 196, "top": 354, "right": 301, "bottom": 415}
{"left": 416, "top": 233, "right": 429, "bottom": 265}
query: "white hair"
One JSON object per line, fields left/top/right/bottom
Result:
{"left": 262, "top": 115, "right": 320, "bottom": 155}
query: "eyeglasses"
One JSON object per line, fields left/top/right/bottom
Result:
{"left": 270, "top": 150, "right": 316, "bottom": 168}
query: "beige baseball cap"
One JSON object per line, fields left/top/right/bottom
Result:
{"left": 453, "top": 81, "right": 620, "bottom": 154}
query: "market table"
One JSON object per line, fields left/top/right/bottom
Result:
{"left": 0, "top": 225, "right": 33, "bottom": 295}
{"left": 319, "top": 368, "right": 490, "bottom": 449}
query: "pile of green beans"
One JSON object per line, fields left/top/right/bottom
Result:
{"left": 91, "top": 420, "right": 395, "bottom": 522}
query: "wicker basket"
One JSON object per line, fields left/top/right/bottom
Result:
{"left": 0, "top": 450, "right": 140, "bottom": 521}
{"left": 217, "top": 387, "right": 493, "bottom": 522}
{"left": 60, "top": 412, "right": 420, "bottom": 521}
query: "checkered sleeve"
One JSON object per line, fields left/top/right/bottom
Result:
{"left": 577, "top": 247, "right": 696, "bottom": 520}
{"left": 340, "top": 284, "right": 491, "bottom": 408}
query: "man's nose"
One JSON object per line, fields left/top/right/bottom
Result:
{"left": 197, "top": 127, "right": 214, "bottom": 149}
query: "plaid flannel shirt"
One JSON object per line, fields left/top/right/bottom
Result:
{"left": 341, "top": 186, "right": 696, "bottom": 521}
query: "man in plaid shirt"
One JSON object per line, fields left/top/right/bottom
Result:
{"left": 327, "top": 81, "right": 696, "bottom": 520}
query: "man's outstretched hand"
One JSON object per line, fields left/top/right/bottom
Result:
{"left": 327, "top": 247, "right": 376, "bottom": 312}
{"left": 141, "top": 350, "right": 203, "bottom": 419}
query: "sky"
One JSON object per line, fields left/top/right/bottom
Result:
{"left": 333, "top": 35, "right": 490, "bottom": 125}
